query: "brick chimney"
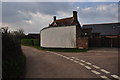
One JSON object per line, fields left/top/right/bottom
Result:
{"left": 73, "top": 11, "right": 77, "bottom": 21}
{"left": 53, "top": 16, "right": 56, "bottom": 21}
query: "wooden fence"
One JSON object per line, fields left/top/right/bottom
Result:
{"left": 88, "top": 37, "right": 120, "bottom": 48}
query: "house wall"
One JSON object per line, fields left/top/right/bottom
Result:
{"left": 40, "top": 26, "right": 76, "bottom": 48}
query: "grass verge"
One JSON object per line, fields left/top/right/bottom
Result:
{"left": 22, "top": 44, "right": 87, "bottom": 52}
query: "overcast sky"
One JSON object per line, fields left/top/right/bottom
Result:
{"left": 1, "top": 1, "right": 119, "bottom": 34}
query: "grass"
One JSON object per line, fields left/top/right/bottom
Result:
{"left": 22, "top": 44, "right": 87, "bottom": 52}
{"left": 21, "top": 39, "right": 39, "bottom": 46}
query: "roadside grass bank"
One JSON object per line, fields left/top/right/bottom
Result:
{"left": 22, "top": 44, "right": 87, "bottom": 52}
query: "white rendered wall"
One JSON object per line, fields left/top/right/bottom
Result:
{"left": 41, "top": 26, "right": 76, "bottom": 48}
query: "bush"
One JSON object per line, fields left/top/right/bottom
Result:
{"left": 2, "top": 33, "right": 26, "bottom": 79}
{"left": 33, "top": 39, "right": 39, "bottom": 46}
{"left": 21, "top": 39, "right": 39, "bottom": 46}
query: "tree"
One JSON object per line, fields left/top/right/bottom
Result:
{"left": 0, "top": 27, "right": 9, "bottom": 34}
{"left": 11, "top": 29, "right": 25, "bottom": 41}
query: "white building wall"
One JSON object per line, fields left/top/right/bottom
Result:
{"left": 41, "top": 26, "right": 76, "bottom": 48}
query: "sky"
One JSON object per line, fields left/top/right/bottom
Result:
{"left": 1, "top": 1, "right": 119, "bottom": 34}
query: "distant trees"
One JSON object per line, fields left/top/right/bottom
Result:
{"left": 1, "top": 27, "right": 26, "bottom": 79}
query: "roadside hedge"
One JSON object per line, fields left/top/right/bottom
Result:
{"left": 2, "top": 34, "right": 26, "bottom": 79}
{"left": 21, "top": 39, "right": 39, "bottom": 46}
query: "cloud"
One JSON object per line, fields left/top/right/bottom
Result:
{"left": 2, "top": 2, "right": 118, "bottom": 34}
{"left": 81, "top": 7, "right": 93, "bottom": 12}
{"left": 2, "top": 23, "right": 18, "bottom": 31}
{"left": 77, "top": 3, "right": 118, "bottom": 24}
{"left": 0, "top": 2, "right": 2, "bottom": 26}
{"left": 25, "top": 20, "right": 34, "bottom": 24}
{"left": 2, "top": 2, "right": 74, "bottom": 33}
{"left": 11, "top": 10, "right": 52, "bottom": 33}
{"left": 56, "top": 10, "right": 72, "bottom": 18}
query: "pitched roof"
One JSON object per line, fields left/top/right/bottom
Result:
{"left": 49, "top": 17, "right": 80, "bottom": 27}
{"left": 83, "top": 22, "right": 119, "bottom": 26}
{"left": 26, "top": 33, "right": 40, "bottom": 39}
{"left": 82, "top": 22, "right": 120, "bottom": 36}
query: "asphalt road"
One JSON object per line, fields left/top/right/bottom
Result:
{"left": 22, "top": 46, "right": 119, "bottom": 79}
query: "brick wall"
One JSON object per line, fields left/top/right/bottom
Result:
{"left": 76, "top": 37, "right": 88, "bottom": 49}
{"left": 76, "top": 25, "right": 88, "bottom": 49}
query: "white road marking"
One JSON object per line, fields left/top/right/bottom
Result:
{"left": 73, "top": 60, "right": 79, "bottom": 63}
{"left": 46, "top": 51, "right": 54, "bottom": 53}
{"left": 71, "top": 57, "right": 80, "bottom": 60}
{"left": 46, "top": 51, "right": 69, "bottom": 60}
{"left": 92, "top": 65, "right": 100, "bottom": 69}
{"left": 57, "top": 53, "right": 61, "bottom": 55}
{"left": 75, "top": 58, "right": 80, "bottom": 60}
{"left": 80, "top": 60, "right": 86, "bottom": 62}
{"left": 85, "top": 66, "right": 92, "bottom": 69}
{"left": 66, "top": 57, "right": 70, "bottom": 59}
{"left": 111, "top": 75, "right": 120, "bottom": 80}
{"left": 71, "top": 57, "right": 75, "bottom": 58}
{"left": 46, "top": 51, "right": 61, "bottom": 56}
{"left": 70, "top": 59, "right": 74, "bottom": 61}
{"left": 100, "top": 76, "right": 111, "bottom": 80}
{"left": 57, "top": 55, "right": 70, "bottom": 60}
{"left": 79, "top": 62, "right": 85, "bottom": 66}
{"left": 91, "top": 70, "right": 101, "bottom": 75}
{"left": 62, "top": 56, "right": 67, "bottom": 58}
{"left": 58, "top": 54, "right": 62, "bottom": 56}
{"left": 85, "top": 62, "right": 92, "bottom": 65}
{"left": 64, "top": 56, "right": 69, "bottom": 59}
{"left": 100, "top": 69, "right": 110, "bottom": 74}
{"left": 47, "top": 51, "right": 118, "bottom": 80}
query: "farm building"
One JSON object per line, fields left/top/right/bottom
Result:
{"left": 40, "top": 11, "right": 88, "bottom": 49}
{"left": 40, "top": 11, "right": 120, "bottom": 49}
{"left": 82, "top": 22, "right": 120, "bottom": 48}
{"left": 26, "top": 33, "right": 40, "bottom": 39}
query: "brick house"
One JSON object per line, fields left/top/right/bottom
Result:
{"left": 40, "top": 11, "right": 88, "bottom": 49}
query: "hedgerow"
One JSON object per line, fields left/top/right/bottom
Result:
{"left": 2, "top": 31, "right": 26, "bottom": 79}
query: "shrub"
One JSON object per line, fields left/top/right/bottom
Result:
{"left": 33, "top": 39, "right": 39, "bottom": 46}
{"left": 2, "top": 33, "right": 26, "bottom": 79}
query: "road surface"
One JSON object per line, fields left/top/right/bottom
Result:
{"left": 22, "top": 46, "right": 119, "bottom": 79}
